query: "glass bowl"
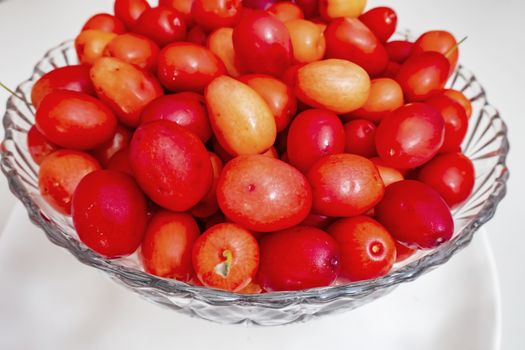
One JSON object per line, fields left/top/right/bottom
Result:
{"left": 1, "top": 39, "right": 509, "bottom": 326}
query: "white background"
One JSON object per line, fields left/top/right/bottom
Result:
{"left": 0, "top": 0, "right": 524, "bottom": 349}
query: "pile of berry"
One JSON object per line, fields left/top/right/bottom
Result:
{"left": 28, "top": 0, "right": 475, "bottom": 293}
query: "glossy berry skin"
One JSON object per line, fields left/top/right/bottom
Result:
{"left": 285, "top": 19, "right": 326, "bottom": 64}
{"left": 91, "top": 125, "right": 132, "bottom": 167}
{"left": 268, "top": 2, "right": 304, "bottom": 22}
{"left": 158, "top": 42, "right": 226, "bottom": 93}
{"left": 75, "top": 30, "right": 117, "bottom": 65}
{"left": 294, "top": 59, "right": 371, "bottom": 114}
{"left": 190, "top": 152, "right": 223, "bottom": 218}
{"left": 426, "top": 95, "right": 469, "bottom": 153}
{"left": 287, "top": 109, "right": 345, "bottom": 172}
{"left": 375, "top": 180, "right": 454, "bottom": 249}
{"left": 31, "top": 65, "right": 96, "bottom": 109}
{"left": 107, "top": 148, "right": 133, "bottom": 176}
{"left": 442, "top": 89, "right": 472, "bottom": 119}
{"left": 207, "top": 27, "right": 244, "bottom": 77}
{"left": 395, "top": 241, "right": 416, "bottom": 262}
{"left": 103, "top": 33, "right": 160, "bottom": 72}
{"left": 386, "top": 40, "right": 414, "bottom": 64}
{"left": 395, "top": 51, "right": 450, "bottom": 102}
{"left": 238, "top": 74, "right": 297, "bottom": 132}
{"left": 72, "top": 170, "right": 148, "bottom": 258}
{"left": 133, "top": 6, "right": 187, "bottom": 47}
{"left": 417, "top": 152, "right": 475, "bottom": 207}
{"left": 39, "top": 150, "right": 101, "bottom": 214}
{"left": 328, "top": 216, "right": 396, "bottom": 282}
{"left": 192, "top": 223, "right": 260, "bottom": 292}
{"left": 344, "top": 119, "right": 377, "bottom": 158}
{"left": 140, "top": 92, "right": 212, "bottom": 143}
{"left": 376, "top": 103, "right": 445, "bottom": 169}
{"left": 192, "top": 0, "right": 242, "bottom": 31}
{"left": 382, "top": 61, "right": 401, "bottom": 79}
{"left": 319, "top": 0, "right": 366, "bottom": 20}
{"left": 348, "top": 78, "right": 404, "bottom": 124}
{"left": 114, "top": 0, "right": 151, "bottom": 29}
{"left": 370, "top": 157, "right": 404, "bottom": 187}
{"left": 324, "top": 17, "right": 389, "bottom": 77}
{"left": 307, "top": 154, "right": 384, "bottom": 217}
{"left": 232, "top": 10, "right": 293, "bottom": 76}
{"left": 217, "top": 155, "right": 312, "bottom": 232}
{"left": 129, "top": 120, "right": 213, "bottom": 212}
{"left": 358, "top": 7, "right": 397, "bottom": 43}
{"left": 206, "top": 76, "right": 276, "bottom": 156}
{"left": 412, "top": 30, "right": 459, "bottom": 76}
{"left": 81, "top": 13, "right": 126, "bottom": 34}
{"left": 259, "top": 226, "right": 340, "bottom": 291}
{"left": 159, "top": 0, "right": 195, "bottom": 25}
{"left": 35, "top": 91, "right": 117, "bottom": 150}
{"left": 90, "top": 57, "right": 164, "bottom": 127}
{"left": 27, "top": 126, "right": 58, "bottom": 165}
{"left": 141, "top": 211, "right": 200, "bottom": 281}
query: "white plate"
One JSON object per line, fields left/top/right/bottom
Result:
{"left": 0, "top": 203, "right": 500, "bottom": 350}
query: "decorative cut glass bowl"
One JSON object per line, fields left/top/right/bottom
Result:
{"left": 1, "top": 39, "right": 509, "bottom": 326}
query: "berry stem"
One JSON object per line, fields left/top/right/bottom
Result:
{"left": 445, "top": 36, "right": 468, "bottom": 58}
{"left": 0, "top": 81, "right": 25, "bottom": 102}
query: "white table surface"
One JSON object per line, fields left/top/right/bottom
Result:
{"left": 0, "top": 0, "right": 524, "bottom": 349}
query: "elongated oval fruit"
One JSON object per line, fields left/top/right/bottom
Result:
{"left": 35, "top": 91, "right": 117, "bottom": 150}
{"left": 72, "top": 170, "right": 148, "bottom": 258}
{"left": 217, "top": 155, "right": 312, "bottom": 232}
{"left": 294, "top": 59, "right": 371, "bottom": 114}
{"left": 205, "top": 75, "right": 277, "bottom": 156}
{"left": 90, "top": 57, "right": 163, "bottom": 127}
{"left": 375, "top": 180, "right": 454, "bottom": 249}
{"left": 129, "top": 120, "right": 213, "bottom": 212}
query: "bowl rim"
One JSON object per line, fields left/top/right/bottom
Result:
{"left": 0, "top": 40, "right": 510, "bottom": 305}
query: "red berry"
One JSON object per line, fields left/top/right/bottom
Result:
{"left": 114, "top": 0, "right": 151, "bottom": 29}
{"left": 141, "top": 211, "right": 200, "bottom": 281}
{"left": 343, "top": 119, "right": 377, "bottom": 158}
{"left": 328, "top": 216, "right": 396, "bottom": 281}
{"left": 358, "top": 6, "right": 397, "bottom": 43}
{"left": 375, "top": 103, "right": 445, "bottom": 169}
{"left": 217, "top": 155, "right": 312, "bottom": 232}
{"left": 232, "top": 10, "right": 293, "bottom": 76}
{"left": 140, "top": 92, "right": 212, "bottom": 143}
{"left": 375, "top": 180, "right": 454, "bottom": 249}
{"left": 39, "top": 150, "right": 101, "bottom": 215}
{"left": 192, "top": 0, "right": 242, "bottom": 31}
{"left": 386, "top": 40, "right": 414, "bottom": 64}
{"left": 27, "top": 126, "right": 58, "bottom": 165}
{"left": 426, "top": 95, "right": 469, "bottom": 153}
{"left": 395, "top": 51, "right": 450, "bottom": 102}
{"left": 259, "top": 226, "right": 340, "bottom": 291}
{"left": 324, "top": 17, "right": 389, "bottom": 76}
{"left": 157, "top": 42, "right": 226, "bottom": 93}
{"left": 129, "top": 120, "right": 213, "bottom": 212}
{"left": 417, "top": 152, "right": 475, "bottom": 207}
{"left": 192, "top": 223, "right": 260, "bottom": 291}
{"left": 287, "top": 109, "right": 345, "bottom": 172}
{"left": 133, "top": 6, "right": 187, "bottom": 47}
{"left": 307, "top": 154, "right": 384, "bottom": 217}
{"left": 31, "top": 65, "right": 95, "bottom": 109}
{"left": 72, "top": 170, "right": 148, "bottom": 258}
{"left": 35, "top": 91, "right": 117, "bottom": 150}
{"left": 82, "top": 13, "right": 126, "bottom": 34}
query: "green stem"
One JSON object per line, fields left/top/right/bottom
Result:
{"left": 445, "top": 36, "right": 468, "bottom": 58}
{"left": 0, "top": 81, "right": 25, "bottom": 102}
